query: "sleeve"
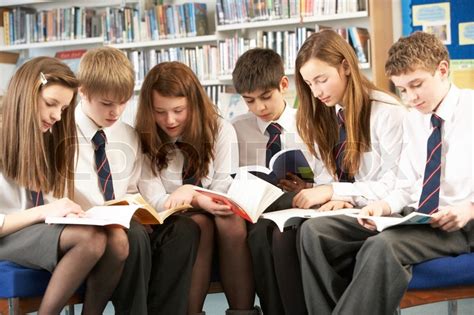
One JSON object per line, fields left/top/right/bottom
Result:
{"left": 382, "top": 116, "right": 424, "bottom": 213}
{"left": 137, "top": 154, "right": 169, "bottom": 212}
{"left": 331, "top": 103, "right": 406, "bottom": 207}
{"left": 208, "top": 120, "right": 239, "bottom": 193}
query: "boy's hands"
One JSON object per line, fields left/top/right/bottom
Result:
{"left": 431, "top": 202, "right": 474, "bottom": 232}
{"left": 292, "top": 185, "right": 333, "bottom": 209}
{"left": 278, "top": 173, "right": 312, "bottom": 193}
{"left": 358, "top": 200, "right": 392, "bottom": 230}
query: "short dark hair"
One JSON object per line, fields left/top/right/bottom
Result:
{"left": 232, "top": 48, "right": 284, "bottom": 94}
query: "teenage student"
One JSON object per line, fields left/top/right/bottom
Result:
{"left": 231, "top": 48, "right": 326, "bottom": 315}
{"left": 299, "top": 31, "right": 473, "bottom": 314}
{"left": 0, "top": 56, "right": 123, "bottom": 315}
{"left": 135, "top": 61, "right": 259, "bottom": 315}
{"left": 74, "top": 47, "right": 199, "bottom": 315}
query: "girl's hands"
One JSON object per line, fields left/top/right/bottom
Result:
{"left": 40, "top": 198, "right": 85, "bottom": 220}
{"left": 292, "top": 185, "right": 333, "bottom": 209}
{"left": 194, "top": 194, "right": 233, "bottom": 216}
{"left": 164, "top": 185, "right": 196, "bottom": 209}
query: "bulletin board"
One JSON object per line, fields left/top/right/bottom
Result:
{"left": 401, "top": 0, "right": 474, "bottom": 88}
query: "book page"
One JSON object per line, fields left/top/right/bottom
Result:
{"left": 262, "top": 208, "right": 361, "bottom": 232}
{"left": 45, "top": 205, "right": 141, "bottom": 228}
{"left": 347, "top": 212, "right": 433, "bottom": 232}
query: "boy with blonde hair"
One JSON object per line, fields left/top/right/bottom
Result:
{"left": 75, "top": 47, "right": 199, "bottom": 315}
{"left": 299, "top": 31, "right": 473, "bottom": 314}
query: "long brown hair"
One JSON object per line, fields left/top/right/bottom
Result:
{"left": 295, "top": 30, "right": 379, "bottom": 178}
{"left": 1, "top": 57, "right": 79, "bottom": 197}
{"left": 135, "top": 62, "right": 219, "bottom": 180}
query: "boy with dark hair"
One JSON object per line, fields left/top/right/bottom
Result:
{"left": 232, "top": 48, "right": 324, "bottom": 315}
{"left": 299, "top": 31, "right": 473, "bottom": 314}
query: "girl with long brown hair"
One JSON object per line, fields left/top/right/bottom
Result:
{"left": 136, "top": 62, "right": 258, "bottom": 315}
{"left": 293, "top": 29, "right": 405, "bottom": 209}
{"left": 0, "top": 57, "right": 123, "bottom": 314}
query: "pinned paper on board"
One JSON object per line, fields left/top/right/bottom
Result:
{"left": 459, "top": 22, "right": 474, "bottom": 45}
{"left": 423, "top": 21, "right": 452, "bottom": 45}
{"left": 451, "top": 59, "right": 474, "bottom": 89}
{"left": 412, "top": 2, "right": 450, "bottom": 26}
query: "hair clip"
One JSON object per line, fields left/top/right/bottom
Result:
{"left": 40, "top": 72, "right": 48, "bottom": 85}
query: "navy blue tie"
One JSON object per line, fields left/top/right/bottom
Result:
{"left": 30, "top": 190, "right": 44, "bottom": 206}
{"left": 92, "top": 130, "right": 115, "bottom": 201}
{"left": 334, "top": 109, "right": 353, "bottom": 182}
{"left": 418, "top": 114, "right": 443, "bottom": 214}
{"left": 266, "top": 123, "right": 282, "bottom": 167}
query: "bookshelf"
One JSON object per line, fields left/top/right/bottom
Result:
{"left": 0, "top": 0, "right": 393, "bottom": 91}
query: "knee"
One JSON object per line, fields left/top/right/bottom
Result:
{"left": 77, "top": 226, "right": 107, "bottom": 258}
{"left": 172, "top": 216, "right": 201, "bottom": 243}
{"left": 218, "top": 218, "right": 248, "bottom": 243}
{"left": 107, "top": 228, "right": 129, "bottom": 262}
{"left": 358, "top": 232, "right": 398, "bottom": 262}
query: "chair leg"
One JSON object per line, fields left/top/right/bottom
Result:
{"left": 395, "top": 306, "right": 402, "bottom": 315}
{"left": 64, "top": 304, "right": 75, "bottom": 315}
{"left": 447, "top": 300, "right": 458, "bottom": 315}
{"left": 8, "top": 298, "right": 21, "bottom": 315}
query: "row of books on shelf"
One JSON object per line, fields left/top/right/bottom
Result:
{"left": 216, "top": 0, "right": 364, "bottom": 25}
{"left": 0, "top": 3, "right": 209, "bottom": 46}
{"left": 105, "top": 3, "right": 209, "bottom": 44}
{"left": 0, "top": 6, "right": 101, "bottom": 46}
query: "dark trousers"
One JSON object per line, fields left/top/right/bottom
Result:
{"left": 247, "top": 192, "right": 307, "bottom": 315}
{"left": 112, "top": 220, "right": 151, "bottom": 315}
{"left": 299, "top": 214, "right": 474, "bottom": 315}
{"left": 147, "top": 215, "right": 200, "bottom": 315}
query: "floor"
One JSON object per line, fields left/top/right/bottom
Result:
{"left": 35, "top": 295, "right": 474, "bottom": 315}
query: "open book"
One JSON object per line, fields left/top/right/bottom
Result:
{"left": 346, "top": 211, "right": 433, "bottom": 232}
{"left": 261, "top": 208, "right": 361, "bottom": 232}
{"left": 45, "top": 194, "right": 191, "bottom": 228}
{"left": 242, "top": 148, "right": 314, "bottom": 186}
{"left": 193, "top": 172, "right": 284, "bottom": 223}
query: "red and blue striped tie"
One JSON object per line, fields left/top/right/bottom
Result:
{"left": 266, "top": 122, "right": 282, "bottom": 167}
{"left": 417, "top": 114, "right": 443, "bottom": 214}
{"left": 30, "top": 190, "right": 44, "bottom": 206}
{"left": 334, "top": 109, "right": 353, "bottom": 182}
{"left": 92, "top": 130, "right": 115, "bottom": 201}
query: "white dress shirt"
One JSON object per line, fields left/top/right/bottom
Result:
{"left": 61, "top": 103, "right": 165, "bottom": 212}
{"left": 384, "top": 85, "right": 473, "bottom": 213}
{"left": 0, "top": 173, "right": 34, "bottom": 227}
{"left": 231, "top": 104, "right": 327, "bottom": 183}
{"left": 328, "top": 90, "right": 406, "bottom": 207}
{"left": 139, "top": 118, "right": 239, "bottom": 211}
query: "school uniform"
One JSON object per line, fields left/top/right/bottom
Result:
{"left": 140, "top": 118, "right": 239, "bottom": 206}
{"left": 74, "top": 103, "right": 199, "bottom": 315}
{"left": 0, "top": 174, "right": 65, "bottom": 272}
{"left": 232, "top": 104, "right": 326, "bottom": 315}
{"left": 300, "top": 84, "right": 474, "bottom": 314}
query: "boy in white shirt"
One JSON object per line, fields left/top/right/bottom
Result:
{"left": 75, "top": 47, "right": 199, "bottom": 315}
{"left": 232, "top": 48, "right": 319, "bottom": 315}
{"left": 299, "top": 31, "right": 473, "bottom": 314}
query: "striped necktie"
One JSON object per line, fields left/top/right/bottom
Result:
{"left": 30, "top": 190, "right": 44, "bottom": 206}
{"left": 92, "top": 130, "right": 115, "bottom": 201}
{"left": 266, "top": 122, "right": 282, "bottom": 167}
{"left": 417, "top": 114, "right": 443, "bottom": 214}
{"left": 334, "top": 109, "right": 353, "bottom": 182}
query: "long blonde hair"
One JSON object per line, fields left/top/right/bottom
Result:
{"left": 1, "top": 57, "right": 79, "bottom": 197}
{"left": 135, "top": 62, "right": 219, "bottom": 180}
{"left": 295, "top": 30, "right": 378, "bottom": 178}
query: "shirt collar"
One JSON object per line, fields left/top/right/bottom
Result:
{"left": 256, "top": 102, "right": 296, "bottom": 134}
{"left": 75, "top": 101, "right": 110, "bottom": 144}
{"left": 433, "top": 83, "right": 459, "bottom": 124}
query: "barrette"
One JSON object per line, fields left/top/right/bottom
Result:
{"left": 40, "top": 72, "right": 48, "bottom": 85}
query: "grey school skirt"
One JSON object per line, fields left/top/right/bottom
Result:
{"left": 0, "top": 223, "right": 66, "bottom": 272}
